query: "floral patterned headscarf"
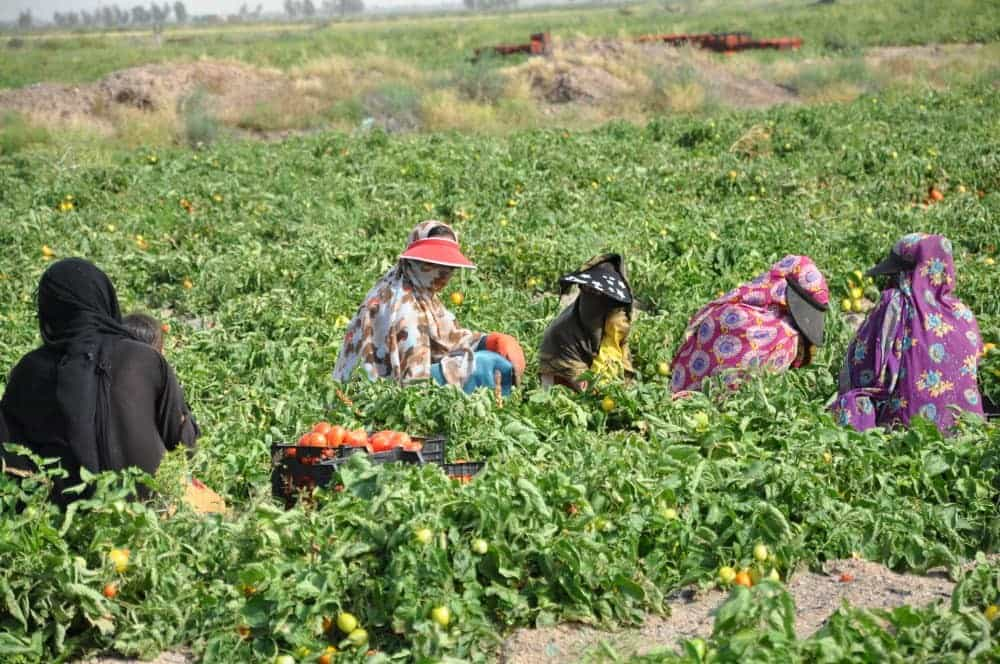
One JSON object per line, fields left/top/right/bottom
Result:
{"left": 670, "top": 255, "right": 830, "bottom": 393}
{"left": 333, "top": 221, "right": 483, "bottom": 387}
{"left": 833, "top": 233, "right": 983, "bottom": 433}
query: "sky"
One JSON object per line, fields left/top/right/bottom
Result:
{"left": 0, "top": 0, "right": 438, "bottom": 22}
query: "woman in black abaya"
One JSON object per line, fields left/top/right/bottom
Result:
{"left": 0, "top": 258, "right": 198, "bottom": 505}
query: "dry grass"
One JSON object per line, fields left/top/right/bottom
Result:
{"left": 420, "top": 90, "right": 498, "bottom": 132}
{"left": 730, "top": 124, "right": 772, "bottom": 159}
{"left": 112, "top": 106, "right": 179, "bottom": 146}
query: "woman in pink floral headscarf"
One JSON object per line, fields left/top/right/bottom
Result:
{"left": 670, "top": 255, "right": 830, "bottom": 394}
{"left": 832, "top": 233, "right": 983, "bottom": 434}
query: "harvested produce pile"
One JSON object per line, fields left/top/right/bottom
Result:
{"left": 0, "top": 84, "right": 998, "bottom": 662}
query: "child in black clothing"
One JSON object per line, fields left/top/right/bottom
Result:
{"left": 123, "top": 312, "right": 200, "bottom": 438}
{"left": 123, "top": 312, "right": 164, "bottom": 353}
{"left": 122, "top": 312, "right": 225, "bottom": 513}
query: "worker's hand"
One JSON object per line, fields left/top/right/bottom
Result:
{"left": 484, "top": 332, "right": 526, "bottom": 382}
{"left": 464, "top": 351, "right": 514, "bottom": 397}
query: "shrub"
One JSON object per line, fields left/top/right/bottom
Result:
{"left": 178, "top": 88, "right": 220, "bottom": 147}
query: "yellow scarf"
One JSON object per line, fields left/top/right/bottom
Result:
{"left": 590, "top": 308, "right": 632, "bottom": 381}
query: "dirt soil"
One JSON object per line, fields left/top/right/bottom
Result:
{"left": 0, "top": 60, "right": 285, "bottom": 134}
{"left": 507, "top": 36, "right": 798, "bottom": 112}
{"left": 499, "top": 557, "right": 958, "bottom": 663}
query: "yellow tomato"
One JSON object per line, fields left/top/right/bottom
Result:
{"left": 108, "top": 548, "right": 130, "bottom": 573}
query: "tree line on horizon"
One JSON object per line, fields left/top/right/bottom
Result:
{"left": 7, "top": 0, "right": 548, "bottom": 30}
{"left": 11, "top": 0, "right": 367, "bottom": 29}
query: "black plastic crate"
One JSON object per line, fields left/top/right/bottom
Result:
{"left": 400, "top": 436, "right": 447, "bottom": 465}
{"left": 985, "top": 396, "right": 999, "bottom": 422}
{"left": 271, "top": 435, "right": 448, "bottom": 506}
{"left": 442, "top": 461, "right": 485, "bottom": 484}
{"left": 271, "top": 456, "right": 341, "bottom": 507}
{"left": 271, "top": 442, "right": 338, "bottom": 464}
{"left": 340, "top": 445, "right": 405, "bottom": 464}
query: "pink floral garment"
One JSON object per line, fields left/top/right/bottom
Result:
{"left": 832, "top": 233, "right": 983, "bottom": 433}
{"left": 670, "top": 255, "right": 830, "bottom": 393}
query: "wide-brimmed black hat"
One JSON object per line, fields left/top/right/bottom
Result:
{"left": 866, "top": 250, "right": 917, "bottom": 277}
{"left": 786, "top": 276, "right": 827, "bottom": 347}
{"left": 559, "top": 254, "right": 632, "bottom": 304}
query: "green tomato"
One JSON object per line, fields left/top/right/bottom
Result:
{"left": 768, "top": 568, "right": 781, "bottom": 582}
{"left": 660, "top": 506, "right": 678, "bottom": 521}
{"left": 414, "top": 528, "right": 433, "bottom": 545}
{"left": 337, "top": 611, "right": 358, "bottom": 634}
{"left": 657, "top": 362, "right": 670, "bottom": 377}
{"left": 431, "top": 605, "right": 451, "bottom": 628}
{"left": 718, "top": 566, "right": 736, "bottom": 584}
{"left": 471, "top": 538, "right": 488, "bottom": 555}
{"left": 347, "top": 628, "right": 368, "bottom": 647}
{"left": 753, "top": 543, "right": 769, "bottom": 562}
{"left": 274, "top": 656, "right": 295, "bottom": 664}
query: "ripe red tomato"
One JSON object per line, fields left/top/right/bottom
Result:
{"left": 102, "top": 582, "right": 118, "bottom": 599}
{"left": 285, "top": 447, "right": 297, "bottom": 458}
{"left": 298, "top": 433, "right": 310, "bottom": 446}
{"left": 388, "top": 431, "right": 412, "bottom": 449}
{"left": 345, "top": 429, "right": 368, "bottom": 447}
{"left": 312, "top": 421, "right": 332, "bottom": 435}
{"left": 304, "top": 432, "right": 327, "bottom": 447}
{"left": 325, "top": 425, "right": 346, "bottom": 448}
{"left": 368, "top": 431, "right": 395, "bottom": 453}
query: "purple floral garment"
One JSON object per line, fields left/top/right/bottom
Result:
{"left": 833, "top": 233, "right": 984, "bottom": 433}
{"left": 670, "top": 255, "right": 830, "bottom": 393}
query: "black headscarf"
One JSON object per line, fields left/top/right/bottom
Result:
{"left": 538, "top": 254, "right": 635, "bottom": 384}
{"left": 2, "top": 258, "right": 132, "bottom": 474}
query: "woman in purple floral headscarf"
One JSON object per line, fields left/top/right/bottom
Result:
{"left": 671, "top": 255, "right": 830, "bottom": 394}
{"left": 833, "top": 233, "right": 983, "bottom": 433}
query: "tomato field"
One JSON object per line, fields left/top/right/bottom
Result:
{"left": 1, "top": 80, "right": 999, "bottom": 662}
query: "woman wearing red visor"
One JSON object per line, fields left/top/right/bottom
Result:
{"left": 333, "top": 221, "right": 526, "bottom": 395}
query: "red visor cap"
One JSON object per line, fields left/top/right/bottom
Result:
{"left": 399, "top": 237, "right": 476, "bottom": 269}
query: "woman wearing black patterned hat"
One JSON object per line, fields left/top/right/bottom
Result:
{"left": 538, "top": 254, "right": 635, "bottom": 391}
